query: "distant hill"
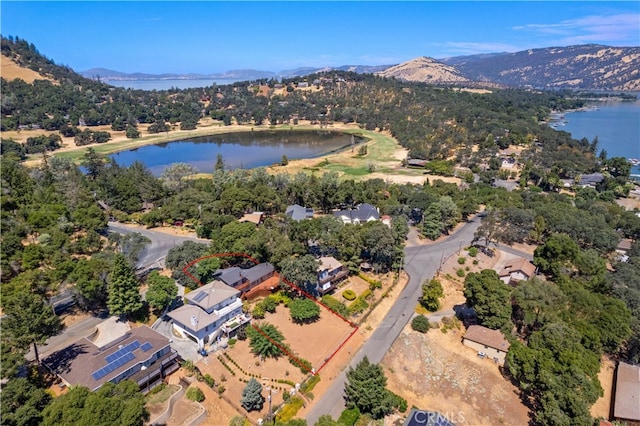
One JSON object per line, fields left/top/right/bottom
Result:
{"left": 440, "top": 44, "right": 640, "bottom": 91}
{"left": 375, "top": 56, "right": 469, "bottom": 84}
{"left": 81, "top": 68, "right": 276, "bottom": 81}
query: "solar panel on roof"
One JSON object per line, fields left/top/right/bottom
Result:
{"left": 92, "top": 352, "right": 137, "bottom": 382}
{"left": 193, "top": 291, "right": 207, "bottom": 302}
{"left": 105, "top": 340, "right": 140, "bottom": 362}
{"left": 141, "top": 342, "right": 153, "bottom": 352}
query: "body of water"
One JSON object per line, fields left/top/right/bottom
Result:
{"left": 106, "top": 78, "right": 242, "bottom": 90}
{"left": 110, "top": 131, "right": 362, "bottom": 176}
{"left": 559, "top": 97, "right": 640, "bottom": 178}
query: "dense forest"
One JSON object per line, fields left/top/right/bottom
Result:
{"left": 1, "top": 34, "right": 640, "bottom": 426}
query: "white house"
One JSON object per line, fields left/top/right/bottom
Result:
{"left": 333, "top": 203, "right": 380, "bottom": 225}
{"left": 316, "top": 256, "right": 349, "bottom": 294}
{"left": 167, "top": 280, "right": 249, "bottom": 349}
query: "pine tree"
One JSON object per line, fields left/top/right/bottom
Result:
{"left": 240, "top": 378, "right": 264, "bottom": 412}
{"left": 107, "top": 254, "right": 142, "bottom": 317}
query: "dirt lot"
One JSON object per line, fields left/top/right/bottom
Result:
{"left": 382, "top": 326, "right": 531, "bottom": 426}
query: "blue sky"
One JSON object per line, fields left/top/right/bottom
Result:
{"left": 2, "top": 1, "right": 639, "bottom": 74}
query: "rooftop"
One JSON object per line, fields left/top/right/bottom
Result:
{"left": 463, "top": 325, "right": 510, "bottom": 352}
{"left": 499, "top": 258, "right": 536, "bottom": 278}
{"left": 614, "top": 361, "right": 640, "bottom": 421}
{"left": 43, "top": 326, "right": 170, "bottom": 391}
{"left": 318, "top": 256, "right": 342, "bottom": 272}
{"left": 184, "top": 280, "right": 240, "bottom": 311}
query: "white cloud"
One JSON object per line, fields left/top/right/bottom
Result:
{"left": 514, "top": 13, "right": 640, "bottom": 45}
{"left": 434, "top": 42, "right": 521, "bottom": 57}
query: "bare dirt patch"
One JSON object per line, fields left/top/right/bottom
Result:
{"left": 591, "top": 355, "right": 615, "bottom": 419}
{"left": 382, "top": 327, "right": 530, "bottom": 426}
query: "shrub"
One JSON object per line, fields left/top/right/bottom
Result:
{"left": 338, "top": 407, "right": 361, "bottom": 426}
{"left": 321, "top": 295, "right": 349, "bottom": 317}
{"left": 360, "top": 289, "right": 372, "bottom": 300}
{"left": 468, "top": 246, "right": 479, "bottom": 257}
{"left": 348, "top": 297, "right": 369, "bottom": 314}
{"left": 456, "top": 268, "right": 466, "bottom": 277}
{"left": 204, "top": 374, "right": 215, "bottom": 388}
{"left": 276, "top": 396, "right": 305, "bottom": 423}
{"left": 411, "top": 315, "right": 431, "bottom": 333}
{"left": 186, "top": 386, "right": 205, "bottom": 402}
{"left": 228, "top": 338, "right": 237, "bottom": 346}
{"left": 457, "top": 256, "right": 466, "bottom": 265}
{"left": 342, "top": 289, "right": 357, "bottom": 301}
{"left": 252, "top": 303, "right": 265, "bottom": 319}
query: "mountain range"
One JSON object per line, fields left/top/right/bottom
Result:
{"left": 81, "top": 44, "right": 640, "bottom": 91}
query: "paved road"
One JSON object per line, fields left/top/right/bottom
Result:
{"left": 305, "top": 215, "right": 485, "bottom": 424}
{"left": 107, "top": 221, "right": 208, "bottom": 269}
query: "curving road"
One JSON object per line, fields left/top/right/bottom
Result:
{"left": 107, "top": 221, "right": 209, "bottom": 269}
{"left": 305, "top": 215, "right": 486, "bottom": 424}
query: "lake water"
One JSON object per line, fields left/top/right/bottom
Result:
{"left": 560, "top": 97, "right": 640, "bottom": 178}
{"left": 110, "top": 130, "right": 362, "bottom": 176}
{"left": 106, "top": 79, "right": 242, "bottom": 90}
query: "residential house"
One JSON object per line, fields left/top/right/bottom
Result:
{"left": 407, "top": 159, "right": 427, "bottom": 168}
{"left": 616, "top": 238, "right": 633, "bottom": 263}
{"left": 579, "top": 173, "right": 605, "bottom": 188}
{"left": 381, "top": 215, "right": 392, "bottom": 228}
{"left": 239, "top": 212, "right": 264, "bottom": 225}
{"left": 167, "top": 280, "right": 248, "bottom": 349}
{"left": 216, "top": 262, "right": 279, "bottom": 299}
{"left": 286, "top": 204, "right": 314, "bottom": 221}
{"left": 462, "top": 325, "right": 510, "bottom": 366}
{"left": 43, "top": 326, "right": 179, "bottom": 392}
{"left": 333, "top": 203, "right": 380, "bottom": 225}
{"left": 498, "top": 258, "right": 536, "bottom": 285}
{"left": 613, "top": 361, "right": 640, "bottom": 424}
{"left": 316, "top": 256, "right": 349, "bottom": 294}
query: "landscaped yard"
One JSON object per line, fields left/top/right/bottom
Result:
{"left": 196, "top": 297, "right": 356, "bottom": 423}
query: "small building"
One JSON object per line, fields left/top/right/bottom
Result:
{"left": 579, "top": 173, "right": 605, "bottom": 188}
{"left": 316, "top": 256, "right": 349, "bottom": 294}
{"left": 462, "top": 325, "right": 510, "bottom": 366}
{"left": 498, "top": 258, "right": 536, "bottom": 285}
{"left": 167, "top": 280, "right": 248, "bottom": 349}
{"left": 406, "top": 159, "right": 427, "bottom": 168}
{"left": 286, "top": 204, "right": 314, "bottom": 221}
{"left": 613, "top": 361, "right": 640, "bottom": 423}
{"left": 381, "top": 215, "right": 392, "bottom": 228}
{"left": 43, "top": 326, "right": 179, "bottom": 392}
{"left": 216, "top": 262, "right": 279, "bottom": 299}
{"left": 239, "top": 212, "right": 264, "bottom": 225}
{"left": 333, "top": 203, "right": 380, "bottom": 225}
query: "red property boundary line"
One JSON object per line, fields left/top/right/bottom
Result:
{"left": 182, "top": 253, "right": 359, "bottom": 376}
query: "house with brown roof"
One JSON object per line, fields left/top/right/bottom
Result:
{"left": 498, "top": 258, "right": 536, "bottom": 285}
{"left": 216, "top": 262, "right": 279, "bottom": 299}
{"left": 316, "top": 256, "right": 349, "bottom": 295}
{"left": 167, "top": 280, "right": 248, "bottom": 350}
{"left": 43, "top": 325, "right": 178, "bottom": 392}
{"left": 462, "top": 325, "right": 510, "bottom": 366}
{"left": 239, "top": 212, "right": 264, "bottom": 225}
{"left": 613, "top": 361, "right": 640, "bottom": 423}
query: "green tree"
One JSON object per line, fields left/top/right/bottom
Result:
{"left": 533, "top": 232, "right": 580, "bottom": 278}
{"left": 41, "top": 380, "right": 149, "bottom": 426}
{"left": 411, "top": 315, "right": 431, "bottom": 333}
{"left": 107, "top": 254, "right": 142, "bottom": 317}
{"left": 344, "top": 356, "right": 401, "bottom": 419}
{"left": 1, "top": 377, "right": 52, "bottom": 426}
{"left": 289, "top": 298, "right": 321, "bottom": 323}
{"left": 420, "top": 278, "right": 444, "bottom": 311}
{"left": 145, "top": 271, "right": 178, "bottom": 312}
{"left": 2, "top": 290, "right": 64, "bottom": 364}
{"left": 463, "top": 269, "right": 512, "bottom": 330}
{"left": 247, "top": 323, "right": 286, "bottom": 359}
{"left": 240, "top": 378, "right": 264, "bottom": 412}
{"left": 280, "top": 255, "right": 319, "bottom": 293}
{"left": 165, "top": 241, "right": 210, "bottom": 288}
{"left": 186, "top": 386, "right": 205, "bottom": 402}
